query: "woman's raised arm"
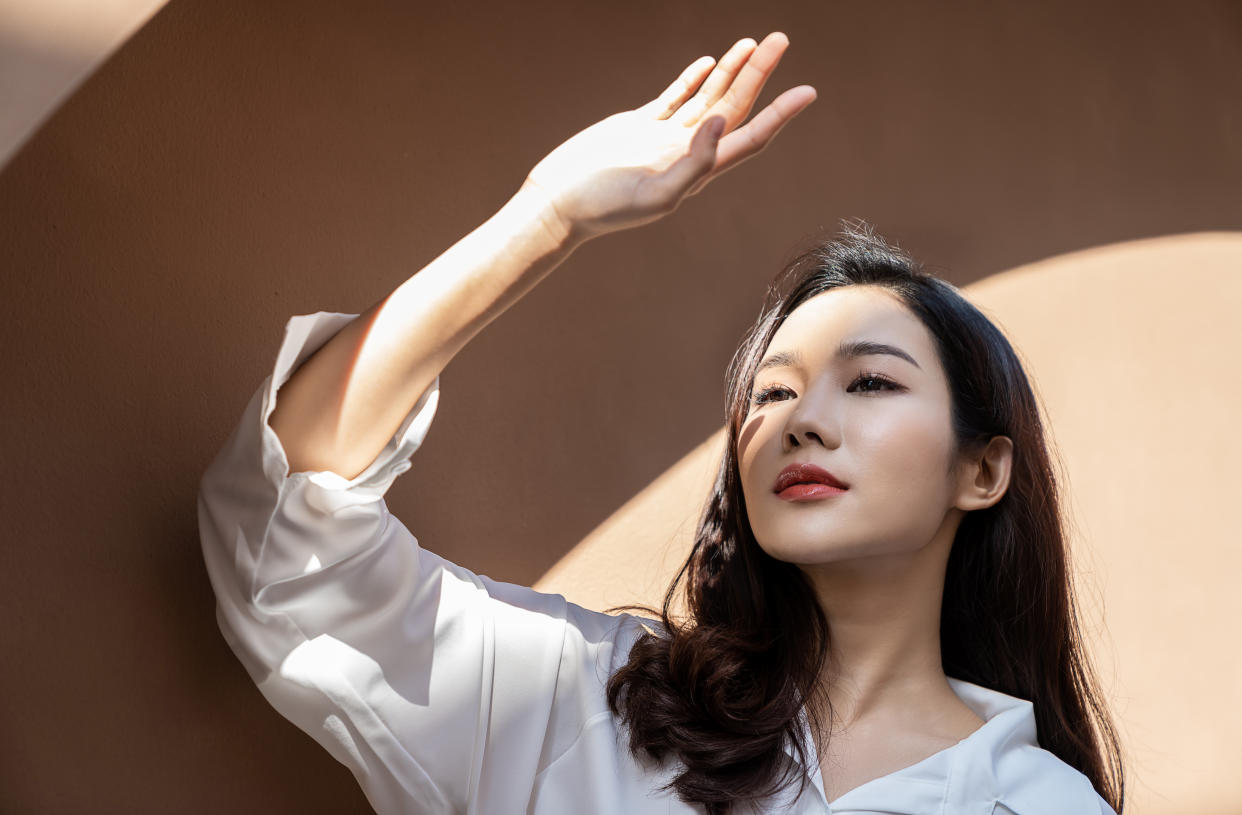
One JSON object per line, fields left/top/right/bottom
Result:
{"left": 268, "top": 32, "right": 816, "bottom": 482}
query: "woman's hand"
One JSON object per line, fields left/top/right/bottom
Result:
{"left": 521, "top": 32, "right": 817, "bottom": 244}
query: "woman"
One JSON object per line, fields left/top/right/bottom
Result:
{"left": 198, "top": 32, "right": 1124, "bottom": 814}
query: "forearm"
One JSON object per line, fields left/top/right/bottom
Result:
{"left": 268, "top": 184, "right": 579, "bottom": 481}
{"left": 265, "top": 29, "right": 813, "bottom": 483}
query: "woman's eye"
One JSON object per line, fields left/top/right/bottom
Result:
{"left": 752, "top": 374, "right": 902, "bottom": 405}
{"left": 849, "top": 372, "right": 903, "bottom": 394}
{"left": 751, "top": 385, "right": 793, "bottom": 405}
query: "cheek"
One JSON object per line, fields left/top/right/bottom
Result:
{"left": 853, "top": 407, "right": 955, "bottom": 500}
{"left": 736, "top": 418, "right": 764, "bottom": 488}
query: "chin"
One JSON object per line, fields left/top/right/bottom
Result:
{"left": 754, "top": 536, "right": 866, "bottom": 566}
{"left": 754, "top": 529, "right": 913, "bottom": 567}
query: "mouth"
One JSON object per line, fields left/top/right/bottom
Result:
{"left": 775, "top": 482, "right": 847, "bottom": 501}
{"left": 773, "top": 462, "right": 849, "bottom": 494}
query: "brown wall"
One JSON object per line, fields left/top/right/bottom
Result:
{"left": 1, "top": 0, "right": 1239, "bottom": 812}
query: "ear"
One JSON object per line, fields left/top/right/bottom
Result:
{"left": 953, "top": 435, "right": 1013, "bottom": 512}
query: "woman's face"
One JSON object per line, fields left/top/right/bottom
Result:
{"left": 738, "top": 285, "right": 965, "bottom": 566}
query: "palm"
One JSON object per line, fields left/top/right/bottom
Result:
{"left": 523, "top": 33, "right": 817, "bottom": 242}
{"left": 527, "top": 112, "right": 705, "bottom": 226}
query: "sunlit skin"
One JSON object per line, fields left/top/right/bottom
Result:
{"left": 737, "top": 284, "right": 1015, "bottom": 800}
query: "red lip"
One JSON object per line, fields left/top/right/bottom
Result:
{"left": 773, "top": 463, "right": 849, "bottom": 493}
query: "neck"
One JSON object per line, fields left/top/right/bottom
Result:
{"left": 800, "top": 513, "right": 961, "bottom": 732}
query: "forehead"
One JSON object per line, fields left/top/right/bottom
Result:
{"left": 766, "top": 285, "right": 933, "bottom": 361}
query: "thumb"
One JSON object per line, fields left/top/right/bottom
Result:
{"left": 661, "top": 115, "right": 724, "bottom": 197}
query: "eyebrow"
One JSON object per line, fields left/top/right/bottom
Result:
{"left": 756, "top": 339, "right": 923, "bottom": 375}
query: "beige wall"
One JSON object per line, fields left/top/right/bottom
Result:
{"left": 1, "top": 0, "right": 1239, "bottom": 812}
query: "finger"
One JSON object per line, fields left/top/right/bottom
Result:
{"left": 670, "top": 37, "right": 758, "bottom": 126}
{"left": 686, "top": 86, "right": 815, "bottom": 196}
{"left": 698, "top": 31, "right": 791, "bottom": 130}
{"left": 712, "top": 85, "right": 816, "bottom": 175}
{"left": 637, "top": 56, "right": 717, "bottom": 119}
{"left": 645, "top": 115, "right": 725, "bottom": 207}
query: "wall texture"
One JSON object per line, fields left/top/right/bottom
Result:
{"left": 1, "top": 0, "right": 1239, "bottom": 812}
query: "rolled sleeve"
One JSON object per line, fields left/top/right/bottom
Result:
{"left": 197, "top": 311, "right": 641, "bottom": 815}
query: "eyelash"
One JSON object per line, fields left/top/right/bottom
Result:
{"left": 751, "top": 372, "right": 904, "bottom": 405}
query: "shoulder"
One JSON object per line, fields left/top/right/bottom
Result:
{"left": 991, "top": 744, "right": 1115, "bottom": 815}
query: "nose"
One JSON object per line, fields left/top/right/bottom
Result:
{"left": 782, "top": 385, "right": 841, "bottom": 451}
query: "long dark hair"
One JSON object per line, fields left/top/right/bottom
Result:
{"left": 605, "top": 221, "right": 1125, "bottom": 813}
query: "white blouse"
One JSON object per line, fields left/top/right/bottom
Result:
{"left": 198, "top": 311, "right": 1119, "bottom": 815}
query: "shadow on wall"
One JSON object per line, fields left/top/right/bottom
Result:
{"left": 535, "top": 231, "right": 1242, "bottom": 815}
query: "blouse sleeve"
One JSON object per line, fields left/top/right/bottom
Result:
{"left": 197, "top": 311, "right": 650, "bottom": 815}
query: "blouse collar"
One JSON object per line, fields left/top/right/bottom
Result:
{"left": 783, "top": 677, "right": 1038, "bottom": 812}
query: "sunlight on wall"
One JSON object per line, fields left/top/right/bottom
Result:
{"left": 0, "top": 0, "right": 168, "bottom": 169}
{"left": 535, "top": 427, "right": 726, "bottom": 622}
